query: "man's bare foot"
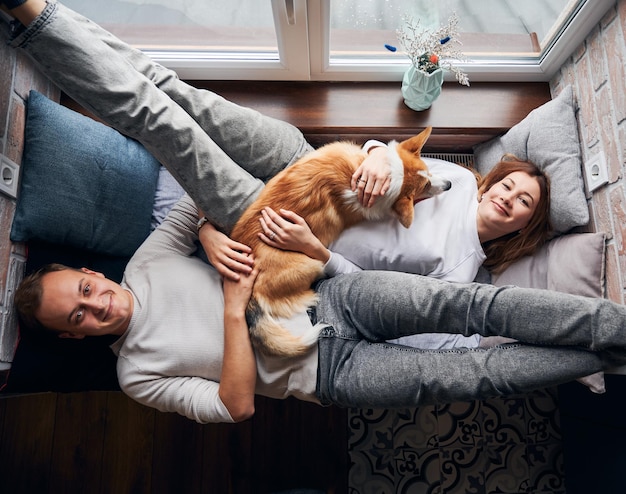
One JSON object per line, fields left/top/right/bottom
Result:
{"left": 3, "top": 0, "right": 46, "bottom": 25}
{"left": 0, "top": 0, "right": 27, "bottom": 11}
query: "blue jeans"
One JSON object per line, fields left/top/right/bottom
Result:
{"left": 315, "top": 271, "right": 625, "bottom": 408}
{"left": 9, "top": 0, "right": 312, "bottom": 233}
{"left": 11, "top": 2, "right": 626, "bottom": 409}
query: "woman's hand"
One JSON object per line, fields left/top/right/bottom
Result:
{"left": 198, "top": 221, "right": 254, "bottom": 281}
{"left": 258, "top": 207, "right": 330, "bottom": 263}
{"left": 352, "top": 146, "right": 392, "bottom": 208}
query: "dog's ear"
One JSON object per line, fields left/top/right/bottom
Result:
{"left": 399, "top": 127, "right": 433, "bottom": 156}
{"left": 393, "top": 197, "right": 415, "bottom": 228}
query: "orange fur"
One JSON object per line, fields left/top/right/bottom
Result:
{"left": 231, "top": 127, "right": 438, "bottom": 357}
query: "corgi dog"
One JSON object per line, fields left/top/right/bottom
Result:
{"left": 230, "top": 127, "right": 450, "bottom": 357}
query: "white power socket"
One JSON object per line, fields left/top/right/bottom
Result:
{"left": 583, "top": 150, "right": 609, "bottom": 193}
{"left": 0, "top": 155, "right": 19, "bottom": 199}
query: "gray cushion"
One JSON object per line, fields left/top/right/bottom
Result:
{"left": 473, "top": 85, "right": 588, "bottom": 234}
{"left": 492, "top": 232, "right": 605, "bottom": 298}
{"left": 10, "top": 91, "right": 160, "bottom": 257}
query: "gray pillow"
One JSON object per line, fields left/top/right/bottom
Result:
{"left": 492, "top": 232, "right": 605, "bottom": 298}
{"left": 473, "top": 85, "right": 588, "bottom": 234}
{"left": 10, "top": 91, "right": 161, "bottom": 257}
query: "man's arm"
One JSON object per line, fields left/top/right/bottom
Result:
{"left": 196, "top": 206, "right": 258, "bottom": 421}
{"left": 219, "top": 264, "right": 259, "bottom": 421}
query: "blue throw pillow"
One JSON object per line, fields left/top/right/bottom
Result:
{"left": 10, "top": 91, "right": 160, "bottom": 257}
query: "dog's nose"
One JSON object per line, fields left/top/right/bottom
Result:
{"left": 430, "top": 176, "right": 451, "bottom": 192}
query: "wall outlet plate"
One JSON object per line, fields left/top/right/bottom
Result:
{"left": 0, "top": 155, "right": 19, "bottom": 199}
{"left": 584, "top": 151, "right": 609, "bottom": 193}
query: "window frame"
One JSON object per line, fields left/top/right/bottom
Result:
{"left": 145, "top": 0, "right": 614, "bottom": 82}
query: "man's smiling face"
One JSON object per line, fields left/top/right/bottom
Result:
{"left": 36, "top": 267, "right": 133, "bottom": 338}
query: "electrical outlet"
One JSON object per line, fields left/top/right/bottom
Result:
{"left": 0, "top": 155, "right": 19, "bottom": 199}
{"left": 583, "top": 151, "right": 609, "bottom": 193}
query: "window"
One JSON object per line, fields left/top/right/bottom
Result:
{"left": 63, "top": 0, "right": 614, "bottom": 81}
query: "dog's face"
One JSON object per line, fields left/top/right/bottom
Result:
{"left": 393, "top": 127, "right": 451, "bottom": 228}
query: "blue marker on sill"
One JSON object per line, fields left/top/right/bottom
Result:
{"left": 384, "top": 44, "right": 397, "bottom": 52}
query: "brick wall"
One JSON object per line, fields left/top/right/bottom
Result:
{"left": 0, "top": 36, "right": 59, "bottom": 366}
{"left": 550, "top": 0, "right": 626, "bottom": 303}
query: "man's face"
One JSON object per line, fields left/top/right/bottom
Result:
{"left": 36, "top": 268, "right": 133, "bottom": 338}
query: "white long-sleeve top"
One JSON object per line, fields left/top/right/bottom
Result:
{"left": 326, "top": 158, "right": 485, "bottom": 281}
{"left": 325, "top": 157, "right": 486, "bottom": 349}
{"left": 111, "top": 194, "right": 319, "bottom": 424}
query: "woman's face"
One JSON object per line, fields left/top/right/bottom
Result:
{"left": 477, "top": 171, "right": 541, "bottom": 242}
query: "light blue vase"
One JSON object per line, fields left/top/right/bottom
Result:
{"left": 401, "top": 66, "right": 444, "bottom": 111}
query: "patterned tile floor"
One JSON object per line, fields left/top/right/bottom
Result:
{"left": 348, "top": 387, "right": 564, "bottom": 494}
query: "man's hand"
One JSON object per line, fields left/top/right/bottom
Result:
{"left": 198, "top": 221, "right": 254, "bottom": 281}
{"left": 222, "top": 259, "right": 258, "bottom": 313}
{"left": 351, "top": 146, "right": 392, "bottom": 208}
{"left": 220, "top": 263, "right": 258, "bottom": 422}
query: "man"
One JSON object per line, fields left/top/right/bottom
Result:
{"left": 7, "top": 0, "right": 626, "bottom": 424}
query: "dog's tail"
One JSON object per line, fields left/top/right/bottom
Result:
{"left": 246, "top": 296, "right": 322, "bottom": 358}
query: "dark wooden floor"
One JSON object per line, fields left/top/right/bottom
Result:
{"left": 0, "top": 391, "right": 348, "bottom": 494}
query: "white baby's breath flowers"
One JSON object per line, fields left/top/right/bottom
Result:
{"left": 396, "top": 12, "right": 470, "bottom": 86}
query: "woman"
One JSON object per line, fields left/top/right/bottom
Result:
{"left": 255, "top": 153, "right": 550, "bottom": 279}
{"left": 203, "top": 139, "right": 550, "bottom": 284}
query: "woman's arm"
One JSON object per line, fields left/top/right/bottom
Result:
{"left": 219, "top": 263, "right": 259, "bottom": 422}
{"left": 258, "top": 207, "right": 364, "bottom": 277}
{"left": 258, "top": 207, "right": 330, "bottom": 262}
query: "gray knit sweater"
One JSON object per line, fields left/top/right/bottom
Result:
{"left": 110, "top": 195, "right": 319, "bottom": 423}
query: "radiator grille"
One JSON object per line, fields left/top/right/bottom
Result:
{"left": 422, "top": 153, "right": 475, "bottom": 168}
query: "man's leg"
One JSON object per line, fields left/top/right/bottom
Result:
{"left": 6, "top": 0, "right": 300, "bottom": 231}
{"left": 50, "top": 3, "right": 314, "bottom": 182}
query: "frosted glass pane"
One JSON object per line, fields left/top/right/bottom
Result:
{"left": 329, "top": 0, "right": 576, "bottom": 61}
{"left": 63, "top": 0, "right": 278, "bottom": 56}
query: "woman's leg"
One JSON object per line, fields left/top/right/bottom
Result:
{"left": 315, "top": 271, "right": 626, "bottom": 352}
{"left": 7, "top": 0, "right": 306, "bottom": 232}
{"left": 314, "top": 271, "right": 626, "bottom": 407}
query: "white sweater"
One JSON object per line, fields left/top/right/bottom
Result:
{"left": 111, "top": 195, "right": 319, "bottom": 424}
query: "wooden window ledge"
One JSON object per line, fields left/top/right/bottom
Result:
{"left": 191, "top": 81, "right": 551, "bottom": 153}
